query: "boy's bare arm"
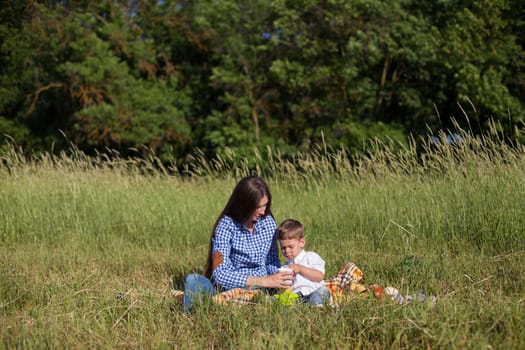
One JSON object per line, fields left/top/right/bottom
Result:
{"left": 288, "top": 263, "right": 324, "bottom": 282}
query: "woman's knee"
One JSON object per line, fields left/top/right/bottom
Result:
{"left": 184, "top": 274, "right": 214, "bottom": 294}
{"left": 183, "top": 274, "right": 216, "bottom": 312}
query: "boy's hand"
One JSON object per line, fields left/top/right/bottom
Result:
{"left": 287, "top": 263, "right": 324, "bottom": 282}
{"left": 287, "top": 263, "right": 303, "bottom": 275}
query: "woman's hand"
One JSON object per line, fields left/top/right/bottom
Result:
{"left": 247, "top": 271, "right": 294, "bottom": 289}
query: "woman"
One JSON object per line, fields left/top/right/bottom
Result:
{"left": 183, "top": 175, "right": 294, "bottom": 311}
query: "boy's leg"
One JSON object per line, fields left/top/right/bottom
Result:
{"left": 306, "top": 286, "right": 331, "bottom": 306}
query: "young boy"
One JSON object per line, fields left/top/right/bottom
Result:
{"left": 276, "top": 218, "right": 331, "bottom": 305}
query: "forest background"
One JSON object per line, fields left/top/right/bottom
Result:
{"left": 1, "top": 0, "right": 524, "bottom": 166}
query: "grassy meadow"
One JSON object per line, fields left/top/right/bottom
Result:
{"left": 1, "top": 131, "right": 525, "bottom": 349}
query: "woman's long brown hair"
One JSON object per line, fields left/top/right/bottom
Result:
{"left": 203, "top": 176, "right": 273, "bottom": 278}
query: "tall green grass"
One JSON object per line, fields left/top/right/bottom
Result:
{"left": 1, "top": 129, "right": 524, "bottom": 349}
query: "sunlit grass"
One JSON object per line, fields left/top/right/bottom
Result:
{"left": 1, "top": 127, "right": 524, "bottom": 348}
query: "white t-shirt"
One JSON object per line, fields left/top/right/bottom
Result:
{"left": 285, "top": 250, "right": 325, "bottom": 296}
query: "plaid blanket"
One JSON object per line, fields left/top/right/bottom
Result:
{"left": 173, "top": 261, "right": 368, "bottom": 306}
{"left": 324, "top": 262, "right": 368, "bottom": 305}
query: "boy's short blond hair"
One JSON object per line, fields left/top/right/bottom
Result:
{"left": 276, "top": 218, "right": 304, "bottom": 241}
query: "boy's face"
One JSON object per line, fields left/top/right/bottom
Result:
{"left": 279, "top": 238, "right": 305, "bottom": 261}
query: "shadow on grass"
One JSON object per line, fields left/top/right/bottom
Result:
{"left": 172, "top": 272, "right": 187, "bottom": 290}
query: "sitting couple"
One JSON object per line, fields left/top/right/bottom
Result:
{"left": 183, "top": 175, "right": 331, "bottom": 311}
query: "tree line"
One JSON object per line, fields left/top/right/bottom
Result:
{"left": 1, "top": 0, "right": 524, "bottom": 167}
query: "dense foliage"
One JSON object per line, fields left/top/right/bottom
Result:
{"left": 1, "top": 0, "right": 524, "bottom": 165}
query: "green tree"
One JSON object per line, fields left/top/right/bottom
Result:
{"left": 132, "top": 0, "right": 221, "bottom": 158}
{"left": 1, "top": 1, "right": 192, "bottom": 161}
{"left": 58, "top": 6, "right": 191, "bottom": 160}
{"left": 440, "top": 0, "right": 525, "bottom": 138}
{"left": 177, "top": 0, "right": 292, "bottom": 160}
{"left": 266, "top": 0, "right": 425, "bottom": 151}
{"left": 0, "top": 1, "right": 41, "bottom": 147}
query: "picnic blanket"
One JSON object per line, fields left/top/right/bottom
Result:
{"left": 172, "top": 261, "right": 369, "bottom": 306}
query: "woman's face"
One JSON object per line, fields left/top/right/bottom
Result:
{"left": 249, "top": 195, "right": 268, "bottom": 225}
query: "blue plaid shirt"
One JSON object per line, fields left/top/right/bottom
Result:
{"left": 211, "top": 215, "right": 280, "bottom": 290}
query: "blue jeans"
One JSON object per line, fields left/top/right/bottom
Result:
{"left": 302, "top": 286, "right": 331, "bottom": 305}
{"left": 183, "top": 274, "right": 217, "bottom": 312}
